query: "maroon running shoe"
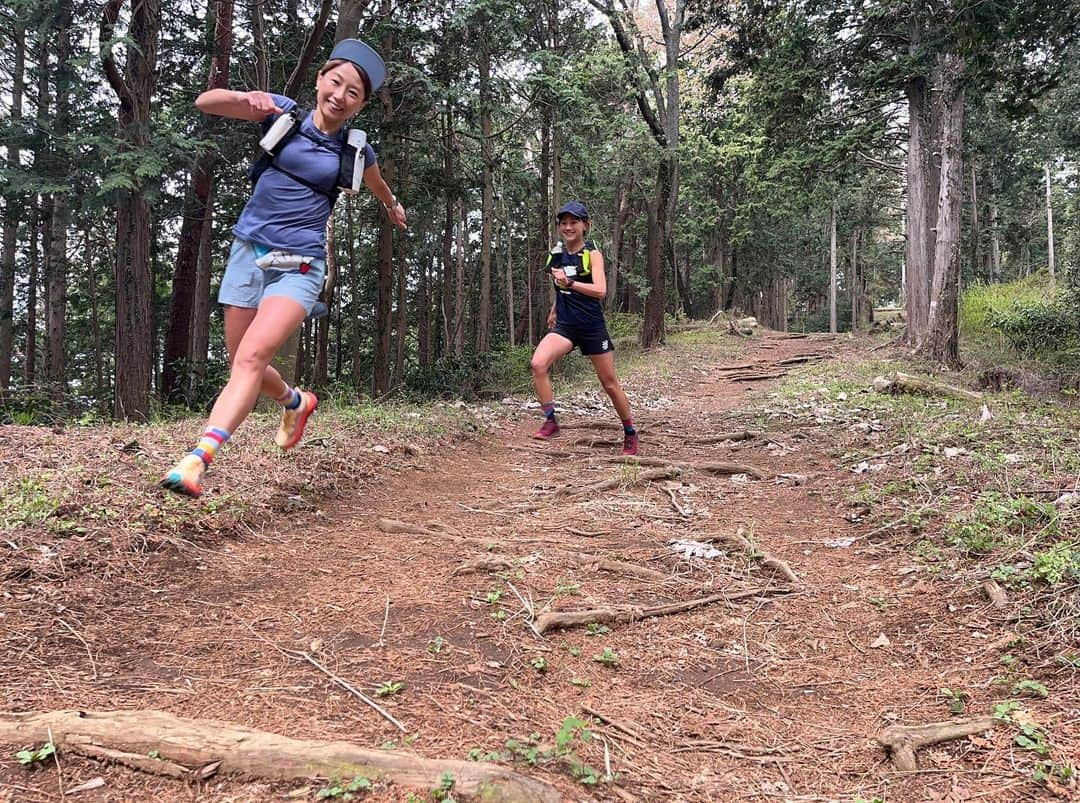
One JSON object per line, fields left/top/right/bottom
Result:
{"left": 622, "top": 431, "right": 639, "bottom": 455}
{"left": 532, "top": 418, "right": 560, "bottom": 440}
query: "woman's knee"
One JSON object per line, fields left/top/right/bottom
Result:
{"left": 231, "top": 347, "right": 273, "bottom": 377}
{"left": 529, "top": 355, "right": 551, "bottom": 376}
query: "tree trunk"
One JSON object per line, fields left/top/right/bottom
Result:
{"left": 970, "top": 163, "right": 981, "bottom": 281}
{"left": 439, "top": 106, "right": 455, "bottom": 357}
{"left": 452, "top": 196, "right": 466, "bottom": 358}
{"left": 917, "top": 54, "right": 965, "bottom": 370}
{"left": 903, "top": 58, "right": 932, "bottom": 345}
{"left": 84, "top": 228, "right": 105, "bottom": 397}
{"left": 391, "top": 224, "right": 407, "bottom": 389}
{"left": 476, "top": 45, "right": 494, "bottom": 355}
{"left": 163, "top": 0, "right": 234, "bottom": 402}
{"left": 372, "top": 9, "right": 395, "bottom": 396}
{"left": 988, "top": 199, "right": 1001, "bottom": 282}
{"left": 315, "top": 215, "right": 336, "bottom": 387}
{"left": 608, "top": 180, "right": 630, "bottom": 313}
{"left": 1045, "top": 163, "right": 1055, "bottom": 279}
{"left": 189, "top": 198, "right": 214, "bottom": 401}
{"left": 640, "top": 156, "right": 669, "bottom": 348}
{"left": 0, "top": 23, "right": 25, "bottom": 390}
{"left": 502, "top": 196, "right": 515, "bottom": 348}
{"left": 829, "top": 199, "right": 838, "bottom": 334}
{"left": 346, "top": 198, "right": 364, "bottom": 388}
{"left": 24, "top": 201, "right": 40, "bottom": 386}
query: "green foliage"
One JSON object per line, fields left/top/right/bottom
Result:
{"left": 1012, "top": 680, "right": 1049, "bottom": 698}
{"left": 316, "top": 775, "right": 372, "bottom": 800}
{"left": 592, "top": 648, "right": 619, "bottom": 667}
{"left": 374, "top": 680, "right": 404, "bottom": 697}
{"left": 15, "top": 742, "right": 55, "bottom": 765}
{"left": 943, "top": 492, "right": 1058, "bottom": 555}
{"left": 940, "top": 687, "right": 969, "bottom": 714}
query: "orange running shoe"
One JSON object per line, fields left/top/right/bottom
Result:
{"left": 275, "top": 390, "right": 318, "bottom": 449}
{"left": 161, "top": 454, "right": 206, "bottom": 497}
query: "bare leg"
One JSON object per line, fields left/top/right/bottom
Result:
{"left": 589, "top": 351, "right": 632, "bottom": 421}
{"left": 530, "top": 332, "right": 574, "bottom": 405}
{"left": 209, "top": 297, "right": 308, "bottom": 433}
{"left": 223, "top": 305, "right": 292, "bottom": 400}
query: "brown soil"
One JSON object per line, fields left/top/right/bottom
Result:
{"left": 2, "top": 333, "right": 1076, "bottom": 802}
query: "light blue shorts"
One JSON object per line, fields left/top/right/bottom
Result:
{"left": 217, "top": 237, "right": 326, "bottom": 315}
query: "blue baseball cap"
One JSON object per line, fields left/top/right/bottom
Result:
{"left": 557, "top": 201, "right": 589, "bottom": 220}
{"left": 329, "top": 39, "right": 386, "bottom": 92}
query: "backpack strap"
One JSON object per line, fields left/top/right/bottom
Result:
{"left": 248, "top": 108, "right": 341, "bottom": 207}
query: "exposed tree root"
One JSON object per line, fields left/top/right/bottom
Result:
{"left": 724, "top": 526, "right": 800, "bottom": 584}
{"left": 729, "top": 372, "right": 787, "bottom": 382}
{"left": 872, "top": 371, "right": 983, "bottom": 403}
{"left": 982, "top": 579, "right": 1008, "bottom": 608}
{"left": 0, "top": 710, "right": 561, "bottom": 803}
{"left": 567, "top": 553, "right": 669, "bottom": 582}
{"left": 534, "top": 588, "right": 789, "bottom": 634}
{"left": 557, "top": 467, "right": 683, "bottom": 497}
{"left": 376, "top": 518, "right": 456, "bottom": 538}
{"left": 603, "top": 457, "right": 769, "bottom": 480}
{"left": 877, "top": 716, "right": 997, "bottom": 772}
{"left": 686, "top": 430, "right": 760, "bottom": 445}
{"left": 452, "top": 557, "right": 516, "bottom": 576}
{"left": 695, "top": 462, "right": 770, "bottom": 480}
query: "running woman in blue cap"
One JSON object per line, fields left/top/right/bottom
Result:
{"left": 529, "top": 201, "right": 638, "bottom": 455}
{"left": 162, "top": 39, "right": 407, "bottom": 497}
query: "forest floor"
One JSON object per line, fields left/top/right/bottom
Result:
{"left": 1, "top": 329, "right": 1078, "bottom": 803}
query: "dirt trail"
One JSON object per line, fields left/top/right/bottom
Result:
{"left": 1, "top": 335, "right": 1051, "bottom": 801}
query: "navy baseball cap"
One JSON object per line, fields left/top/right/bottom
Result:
{"left": 329, "top": 39, "right": 386, "bottom": 92}
{"left": 557, "top": 201, "right": 589, "bottom": 220}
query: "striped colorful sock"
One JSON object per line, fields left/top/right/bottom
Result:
{"left": 622, "top": 418, "right": 636, "bottom": 435}
{"left": 542, "top": 402, "right": 556, "bottom": 420}
{"left": 191, "top": 426, "right": 231, "bottom": 467}
{"left": 277, "top": 385, "right": 302, "bottom": 410}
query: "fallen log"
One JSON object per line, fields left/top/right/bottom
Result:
{"left": 534, "top": 588, "right": 788, "bottom": 634}
{"left": 0, "top": 710, "right": 560, "bottom": 803}
{"left": 877, "top": 716, "right": 997, "bottom": 772}
{"left": 872, "top": 371, "right": 982, "bottom": 403}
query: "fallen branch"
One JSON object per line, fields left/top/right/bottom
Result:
{"left": 535, "top": 588, "right": 789, "bottom": 634}
{"left": 603, "top": 457, "right": 769, "bottom": 480}
{"left": 872, "top": 371, "right": 983, "bottom": 403}
{"left": 724, "top": 526, "right": 799, "bottom": 584}
{"left": 729, "top": 372, "right": 786, "bottom": 382}
{"left": 877, "top": 716, "right": 997, "bottom": 772}
{"left": 0, "top": 710, "right": 560, "bottom": 803}
{"left": 452, "top": 557, "right": 515, "bottom": 577}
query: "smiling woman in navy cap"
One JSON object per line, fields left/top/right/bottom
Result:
{"left": 529, "top": 201, "right": 638, "bottom": 455}
{"left": 162, "top": 39, "right": 407, "bottom": 497}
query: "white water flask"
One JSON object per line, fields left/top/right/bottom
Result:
{"left": 259, "top": 111, "right": 300, "bottom": 155}
{"left": 338, "top": 129, "right": 368, "bottom": 194}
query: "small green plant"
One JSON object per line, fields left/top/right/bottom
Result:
{"left": 316, "top": 775, "right": 372, "bottom": 799}
{"left": 585, "top": 622, "right": 610, "bottom": 637}
{"left": 570, "top": 677, "right": 591, "bottom": 688}
{"left": 554, "top": 581, "right": 580, "bottom": 596}
{"left": 485, "top": 590, "right": 502, "bottom": 605}
{"left": 868, "top": 596, "right": 889, "bottom": 611}
{"left": 491, "top": 609, "right": 507, "bottom": 621}
{"left": 432, "top": 771, "right": 456, "bottom": 802}
{"left": 1012, "top": 680, "right": 1049, "bottom": 698}
{"left": 375, "top": 680, "right": 404, "bottom": 697}
{"left": 427, "top": 636, "right": 448, "bottom": 654}
{"left": 592, "top": 648, "right": 619, "bottom": 667}
{"left": 467, "top": 747, "right": 502, "bottom": 762}
{"left": 1015, "top": 722, "right": 1051, "bottom": 757}
{"left": 993, "top": 700, "right": 1022, "bottom": 721}
{"left": 15, "top": 742, "right": 56, "bottom": 765}
{"left": 940, "top": 687, "right": 969, "bottom": 714}
{"left": 1054, "top": 652, "right": 1080, "bottom": 668}
{"left": 530, "top": 656, "right": 549, "bottom": 673}
{"left": 567, "top": 645, "right": 582, "bottom": 657}
{"left": 1033, "top": 760, "right": 1074, "bottom": 785}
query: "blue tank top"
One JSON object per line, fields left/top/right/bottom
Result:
{"left": 550, "top": 240, "right": 605, "bottom": 329}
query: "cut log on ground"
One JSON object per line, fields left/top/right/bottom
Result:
{"left": 0, "top": 710, "right": 560, "bottom": 803}
{"left": 877, "top": 716, "right": 997, "bottom": 772}
{"left": 534, "top": 588, "right": 789, "bottom": 634}
{"left": 872, "top": 371, "right": 983, "bottom": 403}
